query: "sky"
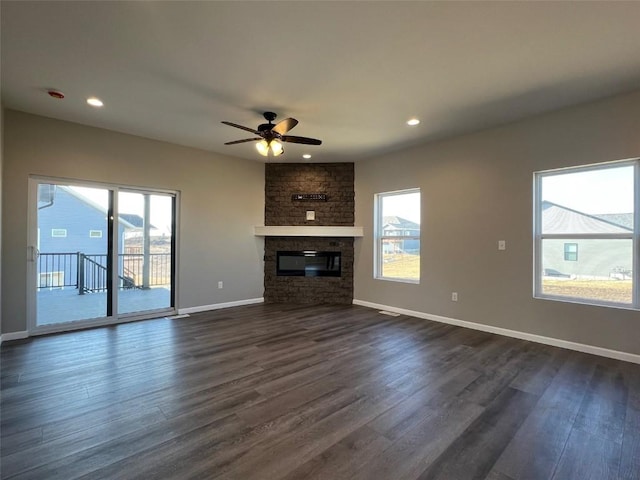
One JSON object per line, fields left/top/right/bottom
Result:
{"left": 541, "top": 165, "right": 634, "bottom": 214}
{"left": 70, "top": 186, "right": 173, "bottom": 234}
{"left": 381, "top": 191, "right": 421, "bottom": 223}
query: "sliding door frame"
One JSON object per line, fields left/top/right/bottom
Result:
{"left": 27, "top": 176, "right": 179, "bottom": 335}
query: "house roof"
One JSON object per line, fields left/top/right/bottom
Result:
{"left": 118, "top": 213, "right": 156, "bottom": 230}
{"left": 593, "top": 213, "right": 634, "bottom": 230}
{"left": 382, "top": 216, "right": 420, "bottom": 230}
{"left": 59, "top": 187, "right": 146, "bottom": 230}
{"left": 2, "top": 2, "right": 640, "bottom": 163}
{"left": 541, "top": 201, "right": 632, "bottom": 234}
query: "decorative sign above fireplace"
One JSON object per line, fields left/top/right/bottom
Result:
{"left": 277, "top": 251, "right": 341, "bottom": 277}
{"left": 291, "top": 193, "right": 328, "bottom": 202}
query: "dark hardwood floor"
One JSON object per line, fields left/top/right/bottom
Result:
{"left": 1, "top": 303, "right": 638, "bottom": 480}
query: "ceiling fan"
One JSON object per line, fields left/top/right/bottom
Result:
{"left": 222, "top": 111, "right": 322, "bottom": 157}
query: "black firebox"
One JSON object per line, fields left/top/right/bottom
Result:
{"left": 276, "top": 251, "right": 341, "bottom": 277}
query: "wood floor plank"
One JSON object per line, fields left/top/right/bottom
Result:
{"left": 508, "top": 344, "right": 570, "bottom": 396}
{"left": 619, "top": 361, "right": 640, "bottom": 480}
{"left": 73, "top": 413, "right": 248, "bottom": 480}
{"left": 1, "top": 303, "right": 638, "bottom": 480}
{"left": 552, "top": 429, "right": 622, "bottom": 480}
{"left": 415, "top": 387, "right": 539, "bottom": 480}
{"left": 162, "top": 384, "right": 383, "bottom": 479}
{"left": 484, "top": 471, "right": 517, "bottom": 480}
{"left": 1, "top": 406, "right": 168, "bottom": 478}
{"left": 491, "top": 350, "right": 598, "bottom": 480}
{"left": 619, "top": 403, "right": 640, "bottom": 480}
{"left": 571, "top": 361, "right": 629, "bottom": 444}
{"left": 279, "top": 425, "right": 391, "bottom": 480}
{"left": 369, "top": 366, "right": 480, "bottom": 441}
{"left": 350, "top": 397, "right": 484, "bottom": 480}
{"left": 215, "top": 385, "right": 407, "bottom": 480}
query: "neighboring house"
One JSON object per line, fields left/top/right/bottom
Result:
{"left": 381, "top": 216, "right": 420, "bottom": 254}
{"left": 38, "top": 186, "right": 143, "bottom": 254}
{"left": 541, "top": 201, "right": 633, "bottom": 279}
{"left": 37, "top": 186, "right": 145, "bottom": 288}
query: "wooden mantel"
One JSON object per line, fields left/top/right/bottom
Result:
{"left": 254, "top": 226, "right": 364, "bottom": 237}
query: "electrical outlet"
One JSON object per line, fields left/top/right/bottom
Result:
{"left": 451, "top": 292, "right": 458, "bottom": 302}
{"left": 218, "top": 281, "right": 223, "bottom": 289}
{"left": 306, "top": 210, "right": 316, "bottom": 221}
{"left": 498, "top": 240, "right": 506, "bottom": 251}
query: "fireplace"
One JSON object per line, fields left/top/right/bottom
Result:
{"left": 264, "top": 237, "right": 353, "bottom": 304}
{"left": 263, "top": 163, "right": 355, "bottom": 304}
{"left": 277, "top": 251, "right": 341, "bottom": 277}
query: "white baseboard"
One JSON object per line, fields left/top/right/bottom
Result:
{"left": 178, "top": 297, "right": 264, "bottom": 315}
{"left": 0, "top": 330, "right": 29, "bottom": 344}
{"left": 353, "top": 299, "right": 640, "bottom": 365}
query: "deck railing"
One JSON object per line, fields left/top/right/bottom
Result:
{"left": 37, "top": 252, "right": 171, "bottom": 293}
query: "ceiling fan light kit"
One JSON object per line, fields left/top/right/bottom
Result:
{"left": 269, "top": 140, "right": 284, "bottom": 156}
{"left": 256, "top": 139, "right": 284, "bottom": 157}
{"left": 222, "top": 111, "right": 322, "bottom": 157}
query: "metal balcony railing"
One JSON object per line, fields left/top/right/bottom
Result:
{"left": 37, "top": 252, "right": 171, "bottom": 294}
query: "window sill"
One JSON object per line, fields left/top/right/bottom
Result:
{"left": 534, "top": 294, "right": 638, "bottom": 311}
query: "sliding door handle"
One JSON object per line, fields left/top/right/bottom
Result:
{"left": 28, "top": 246, "right": 40, "bottom": 262}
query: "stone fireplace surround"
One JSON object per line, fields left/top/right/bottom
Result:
{"left": 262, "top": 163, "right": 356, "bottom": 304}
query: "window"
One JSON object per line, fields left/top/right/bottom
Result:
{"left": 374, "top": 189, "right": 420, "bottom": 282}
{"left": 89, "top": 230, "right": 103, "bottom": 238}
{"left": 564, "top": 243, "right": 578, "bottom": 261}
{"left": 534, "top": 159, "right": 638, "bottom": 308}
{"left": 39, "top": 271, "right": 64, "bottom": 288}
{"left": 51, "top": 228, "right": 67, "bottom": 238}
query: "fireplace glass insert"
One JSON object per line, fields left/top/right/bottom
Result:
{"left": 277, "top": 251, "right": 341, "bottom": 277}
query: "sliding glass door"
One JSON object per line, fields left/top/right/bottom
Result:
{"left": 117, "top": 190, "right": 174, "bottom": 315}
{"left": 29, "top": 179, "right": 177, "bottom": 333}
{"left": 34, "top": 183, "right": 111, "bottom": 326}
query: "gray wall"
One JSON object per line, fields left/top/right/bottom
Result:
{"left": 2, "top": 110, "right": 265, "bottom": 334}
{"left": 354, "top": 90, "right": 640, "bottom": 355}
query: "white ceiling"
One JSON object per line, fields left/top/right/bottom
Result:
{"left": 2, "top": 1, "right": 640, "bottom": 163}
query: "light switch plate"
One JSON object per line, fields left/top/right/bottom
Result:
{"left": 306, "top": 210, "right": 315, "bottom": 221}
{"left": 498, "top": 240, "right": 506, "bottom": 250}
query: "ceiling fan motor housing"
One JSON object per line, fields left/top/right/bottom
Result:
{"left": 258, "top": 112, "right": 278, "bottom": 137}
{"left": 263, "top": 111, "right": 277, "bottom": 122}
{"left": 258, "top": 124, "right": 274, "bottom": 133}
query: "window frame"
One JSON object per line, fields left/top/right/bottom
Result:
{"left": 563, "top": 242, "right": 578, "bottom": 262}
{"left": 374, "top": 188, "right": 421, "bottom": 284}
{"left": 533, "top": 158, "right": 639, "bottom": 310}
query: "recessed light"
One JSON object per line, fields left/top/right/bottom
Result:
{"left": 407, "top": 118, "right": 420, "bottom": 126}
{"left": 87, "top": 97, "right": 104, "bottom": 107}
{"left": 302, "top": 154, "right": 312, "bottom": 159}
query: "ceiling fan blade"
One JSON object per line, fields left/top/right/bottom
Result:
{"left": 272, "top": 118, "right": 298, "bottom": 135}
{"left": 221, "top": 121, "right": 260, "bottom": 135}
{"left": 224, "top": 138, "right": 261, "bottom": 145}
{"left": 281, "top": 135, "right": 322, "bottom": 146}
